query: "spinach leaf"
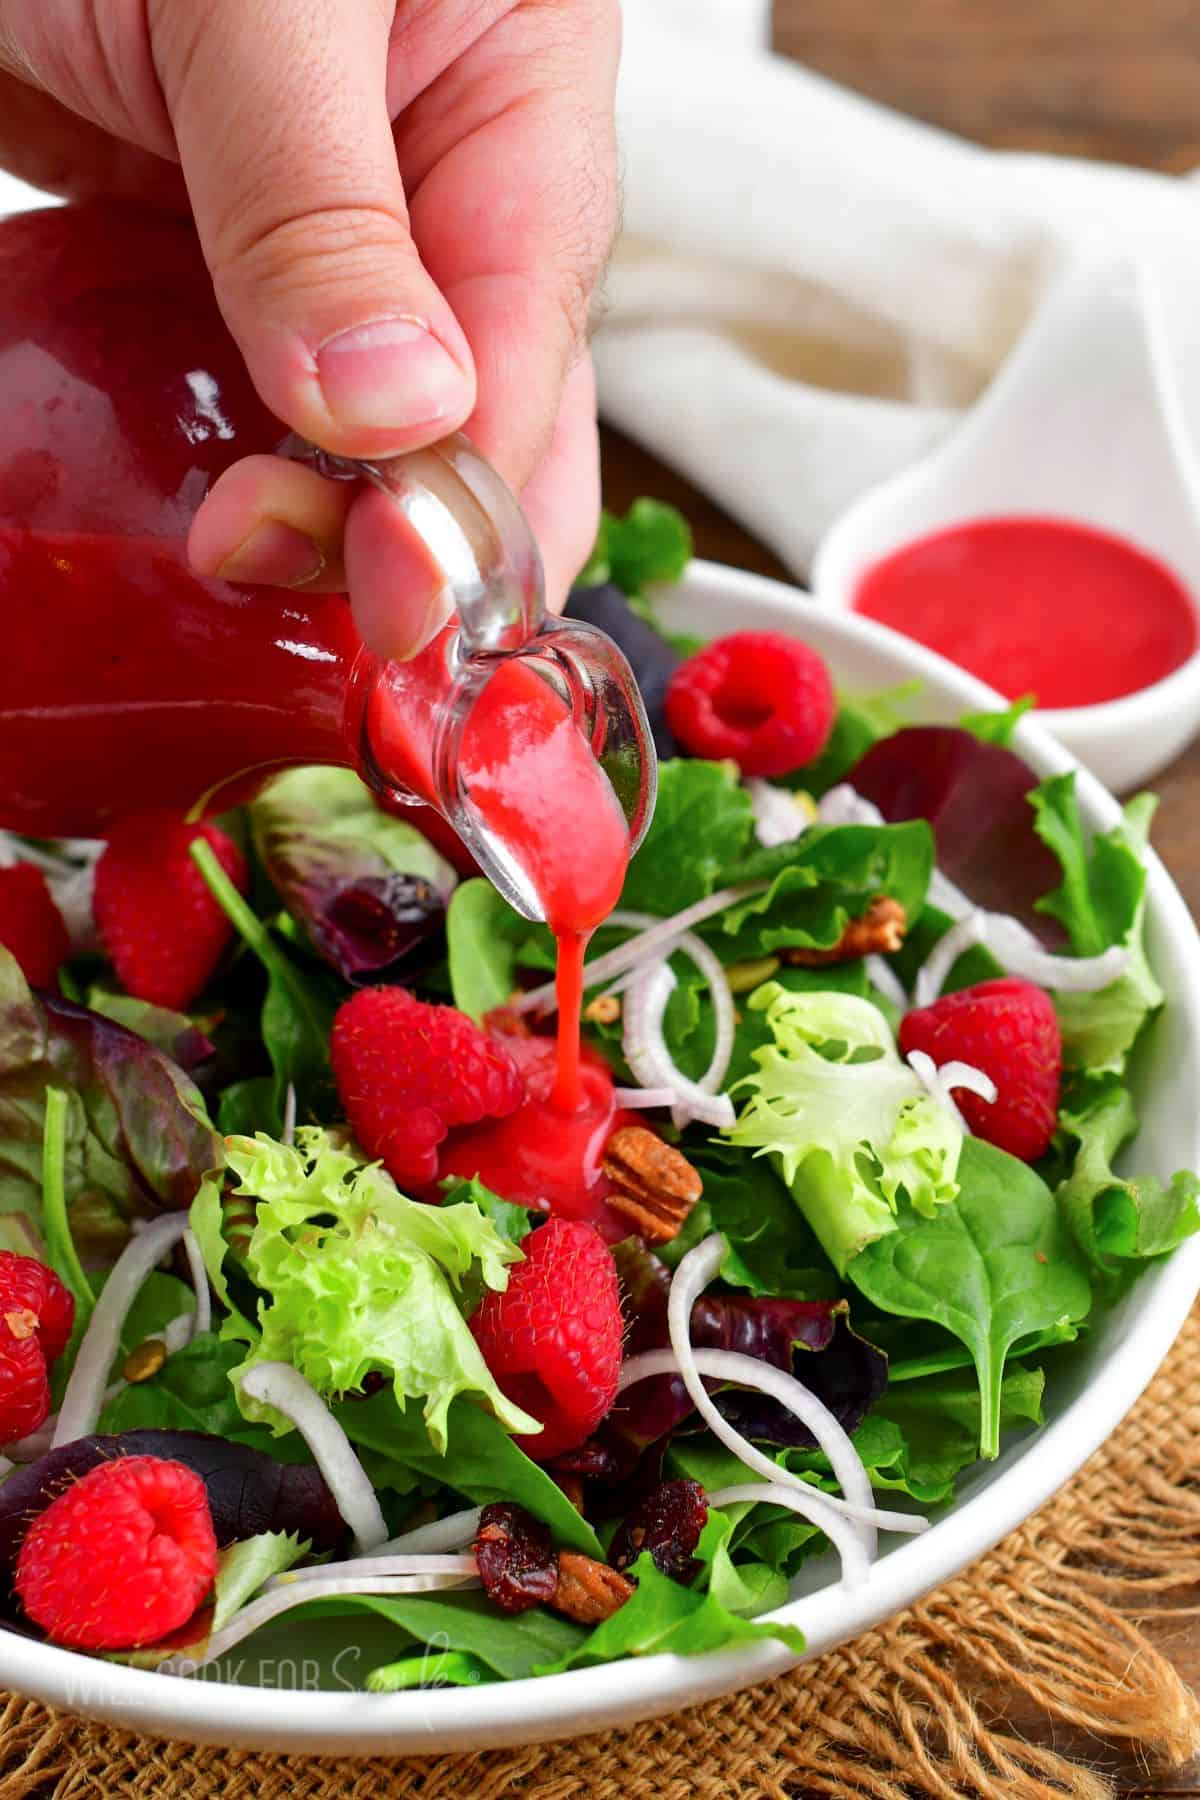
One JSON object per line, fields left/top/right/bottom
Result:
{"left": 446, "top": 879, "right": 517, "bottom": 1021}
{"left": 847, "top": 1136, "right": 1092, "bottom": 1457}
{"left": 98, "top": 1332, "right": 302, "bottom": 1459}
{"left": 299, "top": 1588, "right": 587, "bottom": 1683}
{"left": 332, "top": 1389, "right": 602, "bottom": 1556}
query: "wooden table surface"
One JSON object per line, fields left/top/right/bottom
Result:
{"left": 599, "top": 5, "right": 1200, "bottom": 1793}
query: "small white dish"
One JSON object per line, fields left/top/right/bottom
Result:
{"left": 811, "top": 259, "right": 1200, "bottom": 793}
{"left": 3, "top": 559, "right": 1198, "bottom": 1756}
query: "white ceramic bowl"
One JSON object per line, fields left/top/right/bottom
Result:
{"left": 5, "top": 559, "right": 1199, "bottom": 1755}
{"left": 811, "top": 261, "right": 1200, "bottom": 795}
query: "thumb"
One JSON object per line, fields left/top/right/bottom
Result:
{"left": 152, "top": 0, "right": 475, "bottom": 458}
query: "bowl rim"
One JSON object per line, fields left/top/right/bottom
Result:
{"left": 6, "top": 555, "right": 1200, "bottom": 1757}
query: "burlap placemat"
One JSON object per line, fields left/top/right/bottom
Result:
{"left": 0, "top": 1308, "right": 1198, "bottom": 1800}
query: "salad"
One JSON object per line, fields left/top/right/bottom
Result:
{"left": 0, "top": 499, "right": 1194, "bottom": 1693}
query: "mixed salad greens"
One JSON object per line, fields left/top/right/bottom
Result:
{"left": 0, "top": 499, "right": 1196, "bottom": 1692}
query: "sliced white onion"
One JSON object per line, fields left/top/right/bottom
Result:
{"left": 912, "top": 911, "right": 988, "bottom": 1009}
{"left": 52, "top": 1213, "right": 191, "bottom": 1448}
{"left": 816, "top": 785, "right": 884, "bottom": 827}
{"left": 157, "top": 1572, "right": 479, "bottom": 1676}
{"left": 622, "top": 963, "right": 736, "bottom": 1131}
{"left": 747, "top": 780, "right": 811, "bottom": 848}
{"left": 268, "top": 1554, "right": 477, "bottom": 1587}
{"left": 513, "top": 884, "right": 765, "bottom": 1016}
{"left": 912, "top": 907, "right": 1131, "bottom": 1009}
{"left": 239, "top": 1362, "right": 388, "bottom": 1553}
{"left": 612, "top": 1087, "right": 679, "bottom": 1111}
{"left": 618, "top": 1346, "right": 925, "bottom": 1539}
{"left": 661, "top": 1236, "right": 897, "bottom": 1568}
{"left": 865, "top": 954, "right": 909, "bottom": 1011}
{"left": 906, "top": 1049, "right": 997, "bottom": 1133}
{"left": 927, "top": 868, "right": 974, "bottom": 920}
{"left": 181, "top": 1229, "right": 211, "bottom": 1342}
{"left": 611, "top": 909, "right": 737, "bottom": 1104}
{"left": 707, "top": 1482, "right": 870, "bottom": 1584}
{"left": 281, "top": 1081, "right": 298, "bottom": 1147}
{"left": 371, "top": 1507, "right": 483, "bottom": 1556}
{"left": 985, "top": 914, "right": 1130, "bottom": 995}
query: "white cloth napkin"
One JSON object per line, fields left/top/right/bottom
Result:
{"left": 600, "top": 0, "right": 1200, "bottom": 578}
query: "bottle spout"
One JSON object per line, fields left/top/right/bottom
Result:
{"left": 296, "top": 432, "right": 658, "bottom": 923}
{"left": 290, "top": 432, "right": 546, "bottom": 655}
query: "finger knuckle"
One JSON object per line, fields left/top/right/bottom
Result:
{"left": 210, "top": 203, "right": 416, "bottom": 323}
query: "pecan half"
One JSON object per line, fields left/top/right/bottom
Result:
{"left": 781, "top": 895, "right": 906, "bottom": 966}
{"left": 601, "top": 1125, "right": 703, "bottom": 1244}
{"left": 550, "top": 1552, "right": 635, "bottom": 1624}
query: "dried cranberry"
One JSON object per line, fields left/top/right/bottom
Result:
{"left": 473, "top": 1502, "right": 558, "bottom": 1614}
{"left": 548, "top": 1439, "right": 622, "bottom": 1482}
{"left": 609, "top": 1479, "right": 708, "bottom": 1584}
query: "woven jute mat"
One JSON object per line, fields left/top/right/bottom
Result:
{"left": 1, "top": 1313, "right": 1199, "bottom": 1800}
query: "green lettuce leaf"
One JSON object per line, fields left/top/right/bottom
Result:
{"left": 960, "top": 696, "right": 1035, "bottom": 747}
{"left": 1030, "top": 779, "right": 1162, "bottom": 1071}
{"left": 191, "top": 838, "right": 339, "bottom": 1134}
{"left": 713, "top": 819, "right": 933, "bottom": 961}
{"left": 0, "top": 947, "right": 221, "bottom": 1262}
{"left": 665, "top": 1144, "right": 839, "bottom": 1300}
{"left": 223, "top": 1128, "right": 537, "bottom": 1449}
{"left": 621, "top": 760, "right": 754, "bottom": 916}
{"left": 726, "top": 984, "right": 963, "bottom": 1273}
{"left": 847, "top": 1137, "right": 1092, "bottom": 1458}
{"left": 1055, "top": 1072, "right": 1200, "bottom": 1274}
{"left": 843, "top": 1364, "right": 1044, "bottom": 1504}
{"left": 577, "top": 498, "right": 692, "bottom": 597}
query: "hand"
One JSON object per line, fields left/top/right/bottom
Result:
{"left": 0, "top": 0, "right": 619, "bottom": 655}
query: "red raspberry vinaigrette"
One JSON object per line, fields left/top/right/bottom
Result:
{"left": 853, "top": 517, "right": 1199, "bottom": 708}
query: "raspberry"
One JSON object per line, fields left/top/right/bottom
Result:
{"left": 0, "top": 865, "right": 70, "bottom": 990}
{"left": 0, "top": 1252, "right": 75, "bottom": 1443}
{"left": 899, "top": 977, "right": 1062, "bottom": 1163}
{"left": 470, "top": 1218, "right": 622, "bottom": 1460}
{"left": 331, "top": 986, "right": 523, "bottom": 1188}
{"left": 15, "top": 1455, "right": 217, "bottom": 1649}
{"left": 664, "top": 630, "right": 835, "bottom": 777}
{"left": 94, "top": 811, "right": 248, "bottom": 1010}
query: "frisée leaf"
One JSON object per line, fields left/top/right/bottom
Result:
{"left": 223, "top": 1128, "right": 538, "bottom": 1449}
{"left": 725, "top": 984, "right": 963, "bottom": 1273}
